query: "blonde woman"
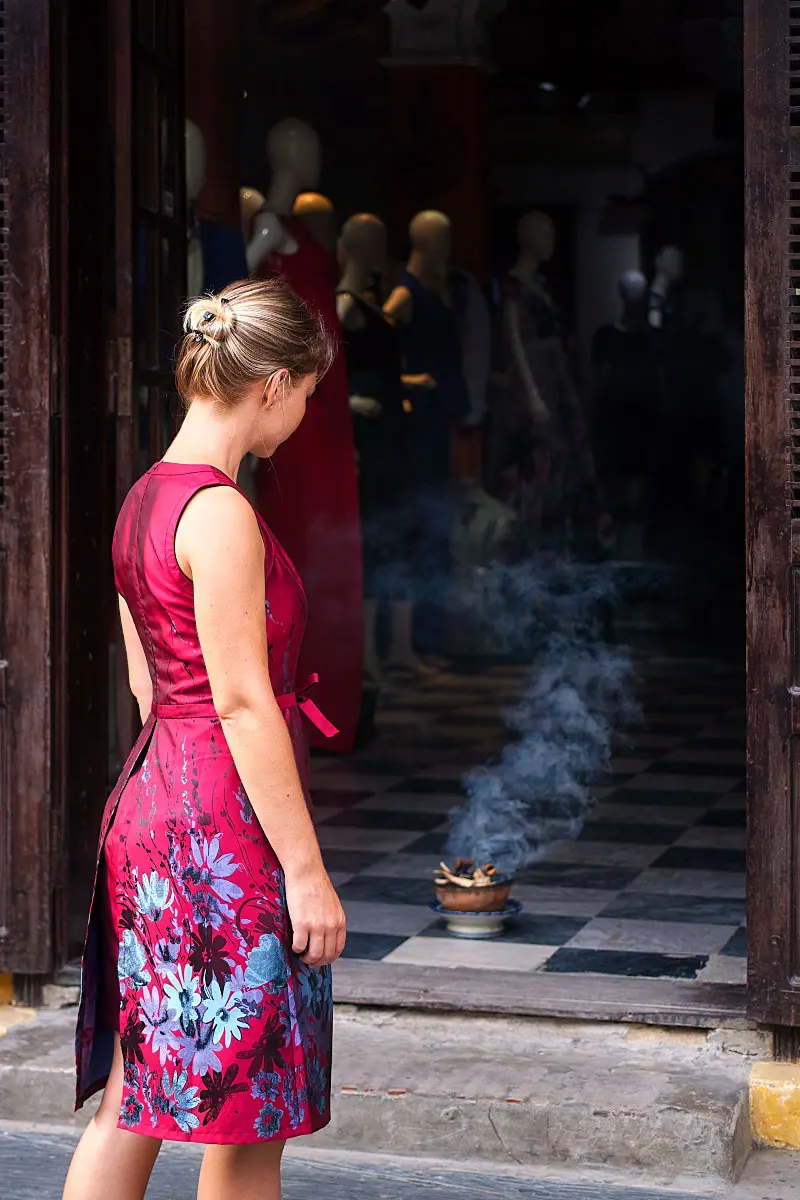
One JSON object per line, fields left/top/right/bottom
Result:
{"left": 64, "top": 278, "right": 346, "bottom": 1200}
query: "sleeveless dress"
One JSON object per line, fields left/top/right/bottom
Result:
{"left": 254, "top": 217, "right": 363, "bottom": 753}
{"left": 74, "top": 462, "right": 334, "bottom": 1145}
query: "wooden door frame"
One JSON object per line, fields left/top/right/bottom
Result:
{"left": 0, "top": 0, "right": 58, "bottom": 974}
{"left": 744, "top": 0, "right": 800, "bottom": 1026}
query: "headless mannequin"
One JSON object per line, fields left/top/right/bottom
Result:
{"left": 499, "top": 210, "right": 593, "bottom": 546}
{"left": 185, "top": 119, "right": 208, "bottom": 298}
{"left": 246, "top": 117, "right": 323, "bottom": 271}
{"left": 648, "top": 245, "right": 684, "bottom": 329}
{"left": 504, "top": 210, "right": 555, "bottom": 423}
{"left": 294, "top": 191, "right": 338, "bottom": 255}
{"left": 384, "top": 209, "right": 452, "bottom": 327}
{"left": 383, "top": 211, "right": 469, "bottom": 662}
{"left": 338, "top": 213, "right": 434, "bottom": 679}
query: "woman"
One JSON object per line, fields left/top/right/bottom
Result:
{"left": 64, "top": 278, "right": 346, "bottom": 1200}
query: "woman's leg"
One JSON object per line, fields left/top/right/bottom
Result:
{"left": 62, "top": 1034, "right": 161, "bottom": 1200}
{"left": 198, "top": 1141, "right": 285, "bottom": 1200}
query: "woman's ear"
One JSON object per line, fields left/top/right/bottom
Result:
{"left": 263, "top": 370, "right": 285, "bottom": 408}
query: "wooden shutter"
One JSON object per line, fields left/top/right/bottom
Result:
{"left": 0, "top": 0, "right": 56, "bottom": 972}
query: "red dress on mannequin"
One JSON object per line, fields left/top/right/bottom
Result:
{"left": 255, "top": 217, "right": 363, "bottom": 753}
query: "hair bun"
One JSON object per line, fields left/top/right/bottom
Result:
{"left": 184, "top": 293, "right": 236, "bottom": 346}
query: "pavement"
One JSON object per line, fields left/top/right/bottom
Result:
{"left": 1, "top": 1123, "right": 800, "bottom": 1200}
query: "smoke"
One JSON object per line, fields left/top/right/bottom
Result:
{"left": 445, "top": 557, "right": 643, "bottom": 877}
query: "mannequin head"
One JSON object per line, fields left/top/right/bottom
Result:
{"left": 340, "top": 213, "right": 387, "bottom": 274}
{"left": 293, "top": 191, "right": 337, "bottom": 253}
{"left": 618, "top": 269, "right": 648, "bottom": 307}
{"left": 185, "top": 119, "right": 207, "bottom": 205}
{"left": 654, "top": 244, "right": 684, "bottom": 284}
{"left": 240, "top": 186, "right": 266, "bottom": 241}
{"left": 409, "top": 210, "right": 451, "bottom": 269}
{"left": 266, "top": 117, "right": 321, "bottom": 190}
{"left": 517, "top": 211, "right": 555, "bottom": 264}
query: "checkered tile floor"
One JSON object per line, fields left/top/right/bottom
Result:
{"left": 311, "top": 656, "right": 746, "bottom": 984}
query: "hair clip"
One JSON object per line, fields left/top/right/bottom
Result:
{"left": 220, "top": 297, "right": 230, "bottom": 305}
{"left": 203, "top": 311, "right": 214, "bottom": 322}
{"left": 194, "top": 331, "right": 205, "bottom": 344}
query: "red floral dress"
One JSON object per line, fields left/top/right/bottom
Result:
{"left": 74, "top": 462, "right": 335, "bottom": 1144}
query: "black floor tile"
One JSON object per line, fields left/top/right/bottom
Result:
{"left": 720, "top": 926, "right": 747, "bottom": 958}
{"left": 652, "top": 846, "right": 746, "bottom": 872}
{"left": 643, "top": 761, "right": 744, "bottom": 780}
{"left": 542, "top": 947, "right": 707, "bottom": 979}
{"left": 322, "top": 808, "right": 445, "bottom": 832}
{"left": 690, "top": 738, "right": 747, "bottom": 752}
{"left": 333, "top": 758, "right": 431, "bottom": 776}
{"left": 696, "top": 807, "right": 746, "bottom": 828}
{"left": 599, "top": 892, "right": 746, "bottom": 926}
{"left": 312, "top": 788, "right": 377, "bottom": 807}
{"left": 515, "top": 863, "right": 641, "bottom": 891}
{"left": 420, "top": 913, "right": 589, "bottom": 946}
{"left": 578, "top": 821, "right": 680, "bottom": 845}
{"left": 385, "top": 778, "right": 467, "bottom": 795}
{"left": 615, "top": 788, "right": 721, "bottom": 808}
{"left": 337, "top": 875, "right": 435, "bottom": 906}
{"left": 401, "top": 832, "right": 451, "bottom": 856}
{"left": 339, "top": 932, "right": 407, "bottom": 960}
{"left": 321, "top": 849, "right": 392, "bottom": 874}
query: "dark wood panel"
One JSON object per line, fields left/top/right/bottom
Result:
{"left": 0, "top": 0, "right": 55, "bottom": 972}
{"left": 745, "top": 0, "right": 800, "bottom": 1025}
{"left": 333, "top": 962, "right": 752, "bottom": 1029}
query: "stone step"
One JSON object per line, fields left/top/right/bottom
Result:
{"left": 0, "top": 1004, "right": 764, "bottom": 1187}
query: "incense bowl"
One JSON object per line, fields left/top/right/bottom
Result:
{"left": 433, "top": 876, "right": 513, "bottom": 913}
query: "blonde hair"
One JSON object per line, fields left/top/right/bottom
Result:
{"left": 175, "top": 276, "right": 335, "bottom": 406}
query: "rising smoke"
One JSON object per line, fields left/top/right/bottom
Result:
{"left": 445, "top": 558, "right": 643, "bottom": 877}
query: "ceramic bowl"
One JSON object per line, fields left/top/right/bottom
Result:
{"left": 433, "top": 877, "right": 513, "bottom": 913}
{"left": 429, "top": 898, "right": 523, "bottom": 939}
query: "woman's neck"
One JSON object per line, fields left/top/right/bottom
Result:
{"left": 162, "top": 401, "right": 251, "bottom": 482}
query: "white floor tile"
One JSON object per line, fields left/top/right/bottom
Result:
{"left": 383, "top": 936, "right": 554, "bottom": 972}
{"left": 566, "top": 917, "right": 738, "bottom": 956}
{"left": 342, "top": 901, "right": 436, "bottom": 937}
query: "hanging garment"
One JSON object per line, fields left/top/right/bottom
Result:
{"left": 254, "top": 217, "right": 363, "bottom": 753}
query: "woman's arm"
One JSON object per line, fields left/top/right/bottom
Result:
{"left": 119, "top": 595, "right": 152, "bottom": 725}
{"left": 175, "top": 485, "right": 346, "bottom": 969}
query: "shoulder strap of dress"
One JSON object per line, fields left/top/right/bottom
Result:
{"left": 163, "top": 466, "right": 274, "bottom": 577}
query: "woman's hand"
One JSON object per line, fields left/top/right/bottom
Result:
{"left": 285, "top": 866, "right": 347, "bottom": 968}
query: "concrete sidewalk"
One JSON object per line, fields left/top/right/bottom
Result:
{"left": 0, "top": 1003, "right": 768, "bottom": 1187}
{"left": 1, "top": 1124, "right": 799, "bottom": 1200}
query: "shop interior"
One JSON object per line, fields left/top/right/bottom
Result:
{"left": 83, "top": 0, "right": 746, "bottom": 998}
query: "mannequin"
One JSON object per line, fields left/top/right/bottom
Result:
{"left": 648, "top": 245, "right": 684, "bottom": 329}
{"left": 294, "top": 191, "right": 339, "bottom": 255}
{"left": 185, "top": 119, "right": 208, "bottom": 298}
{"left": 239, "top": 186, "right": 265, "bottom": 244}
{"left": 248, "top": 117, "right": 363, "bottom": 753}
{"left": 591, "top": 270, "right": 660, "bottom": 556}
{"left": 492, "top": 210, "right": 595, "bottom": 548}
{"left": 383, "top": 210, "right": 470, "bottom": 656}
{"left": 338, "top": 213, "right": 436, "bottom": 679}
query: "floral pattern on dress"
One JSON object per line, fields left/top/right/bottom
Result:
{"left": 74, "top": 464, "right": 333, "bottom": 1145}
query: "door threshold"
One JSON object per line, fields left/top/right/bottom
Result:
{"left": 333, "top": 960, "right": 752, "bottom": 1029}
